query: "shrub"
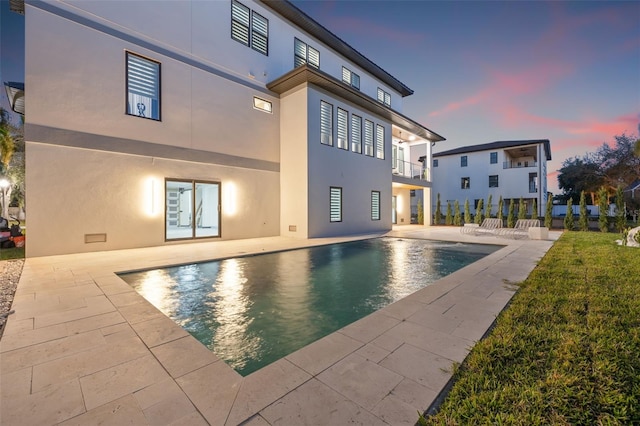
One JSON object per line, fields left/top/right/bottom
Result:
{"left": 445, "top": 201, "right": 453, "bottom": 225}
{"left": 474, "top": 199, "right": 484, "bottom": 224}
{"left": 497, "top": 196, "right": 504, "bottom": 223}
{"left": 579, "top": 190, "right": 589, "bottom": 231}
{"left": 486, "top": 195, "right": 493, "bottom": 218}
{"left": 417, "top": 198, "right": 424, "bottom": 225}
{"left": 507, "top": 199, "right": 515, "bottom": 228}
{"left": 564, "top": 197, "right": 574, "bottom": 230}
{"left": 531, "top": 198, "right": 537, "bottom": 220}
{"left": 598, "top": 187, "right": 608, "bottom": 232}
{"left": 464, "top": 198, "right": 472, "bottom": 224}
{"left": 544, "top": 194, "right": 553, "bottom": 228}
{"left": 435, "top": 193, "right": 442, "bottom": 225}
{"left": 453, "top": 200, "right": 462, "bottom": 226}
{"left": 615, "top": 186, "right": 626, "bottom": 232}
{"left": 518, "top": 197, "right": 526, "bottom": 220}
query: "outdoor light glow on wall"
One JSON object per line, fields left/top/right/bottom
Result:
{"left": 145, "top": 177, "right": 159, "bottom": 217}
{"left": 397, "top": 193, "right": 404, "bottom": 214}
{"left": 224, "top": 181, "right": 238, "bottom": 216}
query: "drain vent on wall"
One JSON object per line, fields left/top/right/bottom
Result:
{"left": 84, "top": 233, "right": 107, "bottom": 243}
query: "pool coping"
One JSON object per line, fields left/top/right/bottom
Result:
{"left": 0, "top": 226, "right": 559, "bottom": 425}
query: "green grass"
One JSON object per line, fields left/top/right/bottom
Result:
{"left": 422, "top": 232, "right": 640, "bottom": 425}
{"left": 0, "top": 246, "right": 24, "bottom": 260}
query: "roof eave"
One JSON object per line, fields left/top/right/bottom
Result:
{"left": 267, "top": 65, "right": 445, "bottom": 142}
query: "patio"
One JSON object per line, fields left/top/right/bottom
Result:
{"left": 0, "top": 226, "right": 559, "bottom": 425}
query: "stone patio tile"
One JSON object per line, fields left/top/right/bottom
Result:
{"left": 130, "top": 315, "right": 189, "bottom": 348}
{"left": 80, "top": 354, "right": 169, "bottom": 410}
{"left": 338, "top": 311, "right": 400, "bottom": 343}
{"left": 0, "top": 322, "right": 68, "bottom": 353}
{"left": 108, "top": 291, "right": 147, "bottom": 308}
{"left": 0, "top": 329, "right": 105, "bottom": 372}
{"left": 117, "top": 300, "right": 165, "bottom": 325}
{"left": 0, "top": 366, "right": 32, "bottom": 398}
{"left": 35, "top": 295, "right": 116, "bottom": 328}
{"left": 240, "top": 414, "right": 271, "bottom": 426}
{"left": 37, "top": 283, "right": 103, "bottom": 300}
{"left": 1, "top": 317, "right": 33, "bottom": 335}
{"left": 406, "top": 304, "right": 463, "bottom": 334}
{"left": 0, "top": 378, "right": 85, "bottom": 425}
{"left": 226, "top": 358, "right": 311, "bottom": 425}
{"left": 389, "top": 378, "right": 438, "bottom": 413}
{"left": 452, "top": 318, "right": 496, "bottom": 342}
{"left": 380, "top": 297, "right": 427, "bottom": 321}
{"left": 443, "top": 299, "right": 500, "bottom": 324}
{"left": 371, "top": 330, "right": 404, "bottom": 353}
{"left": 259, "top": 378, "right": 387, "bottom": 426}
{"left": 65, "top": 311, "right": 126, "bottom": 335}
{"left": 98, "top": 280, "right": 137, "bottom": 296}
{"left": 100, "top": 322, "right": 131, "bottom": 336}
{"left": 286, "top": 331, "right": 363, "bottom": 376}
{"left": 31, "top": 328, "right": 149, "bottom": 392}
{"left": 176, "top": 361, "right": 242, "bottom": 426}
{"left": 58, "top": 394, "right": 147, "bottom": 426}
{"left": 354, "top": 342, "right": 391, "bottom": 363}
{"left": 411, "top": 281, "right": 460, "bottom": 305}
{"left": 142, "top": 388, "right": 197, "bottom": 425}
{"left": 380, "top": 343, "right": 452, "bottom": 392}
{"left": 387, "top": 320, "right": 473, "bottom": 363}
{"left": 371, "top": 393, "right": 420, "bottom": 426}
{"left": 150, "top": 336, "right": 218, "bottom": 378}
{"left": 167, "top": 411, "right": 209, "bottom": 426}
{"left": 317, "top": 353, "right": 403, "bottom": 410}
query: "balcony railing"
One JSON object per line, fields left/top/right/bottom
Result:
{"left": 392, "top": 159, "right": 429, "bottom": 181}
{"left": 503, "top": 160, "right": 537, "bottom": 169}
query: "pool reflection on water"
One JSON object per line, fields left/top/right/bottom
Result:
{"left": 119, "top": 238, "right": 499, "bottom": 376}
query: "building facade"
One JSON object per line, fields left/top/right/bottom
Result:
{"left": 431, "top": 140, "right": 551, "bottom": 219}
{"left": 21, "top": 0, "right": 444, "bottom": 256}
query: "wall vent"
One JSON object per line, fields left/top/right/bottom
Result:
{"left": 288, "top": 225, "right": 297, "bottom": 232}
{"left": 85, "top": 233, "right": 107, "bottom": 243}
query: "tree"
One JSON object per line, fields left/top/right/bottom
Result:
{"left": 544, "top": 194, "right": 553, "bottom": 228}
{"left": 578, "top": 191, "right": 589, "bottom": 231}
{"left": 435, "top": 193, "right": 442, "bottom": 225}
{"left": 464, "top": 198, "right": 472, "bottom": 224}
{"left": 598, "top": 187, "right": 609, "bottom": 232}
{"left": 531, "top": 198, "right": 537, "bottom": 220}
{"left": 474, "top": 199, "right": 484, "bottom": 224}
{"left": 486, "top": 194, "right": 493, "bottom": 219}
{"left": 518, "top": 197, "right": 526, "bottom": 220}
{"left": 564, "top": 197, "right": 574, "bottom": 231}
{"left": 417, "top": 197, "right": 424, "bottom": 225}
{"left": 445, "top": 200, "right": 452, "bottom": 225}
{"left": 615, "top": 185, "right": 626, "bottom": 232}
{"left": 453, "top": 200, "right": 462, "bottom": 226}
{"left": 0, "top": 108, "right": 22, "bottom": 219}
{"left": 497, "top": 195, "right": 504, "bottom": 224}
{"left": 507, "top": 199, "right": 515, "bottom": 228}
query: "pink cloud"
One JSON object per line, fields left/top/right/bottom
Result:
{"left": 428, "top": 89, "right": 493, "bottom": 117}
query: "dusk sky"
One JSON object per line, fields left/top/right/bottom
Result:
{"left": 291, "top": 0, "right": 640, "bottom": 193}
{"left": 2, "top": 1, "right": 639, "bottom": 194}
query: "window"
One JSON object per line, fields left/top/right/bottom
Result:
{"left": 490, "top": 152, "right": 498, "bottom": 164}
{"left": 489, "top": 175, "right": 499, "bottom": 188}
{"left": 342, "top": 67, "right": 360, "bottom": 90}
{"left": 371, "top": 191, "right": 380, "bottom": 220}
{"left": 351, "top": 114, "right": 362, "bottom": 153}
{"left": 165, "top": 179, "right": 220, "bottom": 240}
{"left": 364, "top": 119, "right": 374, "bottom": 156}
{"left": 253, "top": 96, "right": 272, "bottom": 113}
{"left": 126, "top": 52, "right": 160, "bottom": 121}
{"left": 330, "top": 187, "right": 342, "bottom": 222}
{"left": 320, "top": 101, "right": 333, "bottom": 146}
{"left": 461, "top": 155, "right": 468, "bottom": 167}
{"left": 337, "top": 108, "right": 348, "bottom": 150}
{"left": 433, "top": 159, "right": 439, "bottom": 167}
{"left": 231, "top": 1, "right": 268, "bottom": 55}
{"left": 294, "top": 38, "right": 319, "bottom": 68}
{"left": 461, "top": 177, "right": 470, "bottom": 189}
{"left": 377, "top": 88, "right": 391, "bottom": 107}
{"left": 529, "top": 173, "right": 538, "bottom": 193}
{"left": 375, "top": 124, "right": 385, "bottom": 159}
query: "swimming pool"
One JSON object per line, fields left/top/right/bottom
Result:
{"left": 119, "top": 238, "right": 500, "bottom": 376}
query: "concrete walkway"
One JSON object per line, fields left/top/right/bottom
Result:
{"left": 0, "top": 226, "right": 559, "bottom": 425}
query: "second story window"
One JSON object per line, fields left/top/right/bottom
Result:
{"left": 342, "top": 67, "right": 360, "bottom": 90}
{"left": 375, "top": 124, "right": 385, "bottom": 159}
{"left": 320, "top": 101, "right": 333, "bottom": 146}
{"left": 490, "top": 152, "right": 498, "bottom": 164}
{"left": 231, "top": 1, "right": 269, "bottom": 55}
{"left": 433, "top": 159, "right": 439, "bottom": 167}
{"left": 337, "top": 108, "right": 348, "bottom": 150}
{"left": 126, "top": 52, "right": 160, "bottom": 121}
{"left": 294, "top": 38, "right": 320, "bottom": 68}
{"left": 377, "top": 88, "right": 391, "bottom": 107}
{"left": 351, "top": 114, "right": 362, "bottom": 154}
{"left": 364, "top": 119, "right": 374, "bottom": 157}
{"left": 461, "top": 155, "right": 468, "bottom": 167}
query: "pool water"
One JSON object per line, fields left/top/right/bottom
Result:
{"left": 119, "top": 238, "right": 499, "bottom": 376}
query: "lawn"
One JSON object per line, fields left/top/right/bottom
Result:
{"left": 422, "top": 232, "right": 640, "bottom": 425}
{"left": 0, "top": 246, "right": 24, "bottom": 260}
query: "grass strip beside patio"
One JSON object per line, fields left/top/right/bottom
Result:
{"left": 423, "top": 232, "right": 640, "bottom": 425}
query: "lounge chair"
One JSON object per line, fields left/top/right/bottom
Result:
{"left": 499, "top": 219, "right": 541, "bottom": 239}
{"left": 460, "top": 218, "right": 503, "bottom": 236}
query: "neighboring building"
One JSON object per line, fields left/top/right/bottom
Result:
{"left": 624, "top": 179, "right": 640, "bottom": 202}
{"left": 20, "top": 0, "right": 444, "bottom": 256}
{"left": 431, "top": 140, "right": 551, "bottom": 219}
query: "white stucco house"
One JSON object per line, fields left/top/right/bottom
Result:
{"left": 430, "top": 140, "right": 552, "bottom": 219}
{"left": 18, "top": 0, "right": 445, "bottom": 256}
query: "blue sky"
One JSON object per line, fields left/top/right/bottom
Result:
{"left": 2, "top": 1, "right": 639, "bottom": 193}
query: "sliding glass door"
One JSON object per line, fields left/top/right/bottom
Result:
{"left": 165, "top": 179, "right": 220, "bottom": 240}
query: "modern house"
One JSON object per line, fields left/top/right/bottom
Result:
{"left": 430, "top": 140, "right": 551, "bottom": 219}
{"left": 19, "top": 0, "right": 445, "bottom": 256}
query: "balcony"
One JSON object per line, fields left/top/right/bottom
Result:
{"left": 503, "top": 160, "right": 537, "bottom": 169}
{"left": 392, "top": 159, "right": 429, "bottom": 181}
